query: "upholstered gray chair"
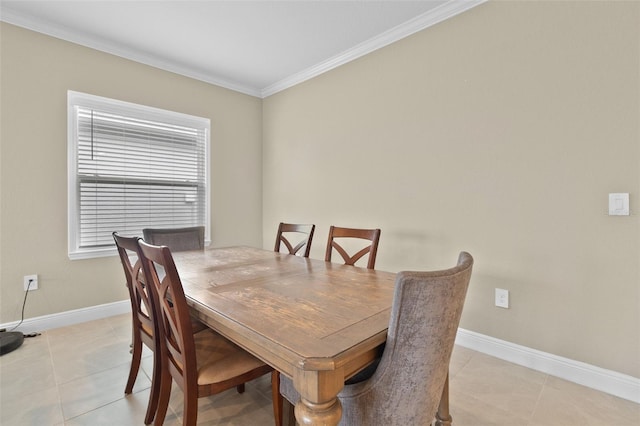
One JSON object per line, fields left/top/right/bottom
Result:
{"left": 142, "top": 226, "right": 204, "bottom": 252}
{"left": 278, "top": 252, "right": 473, "bottom": 426}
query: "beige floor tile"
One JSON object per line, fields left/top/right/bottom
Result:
{"left": 105, "top": 313, "right": 136, "bottom": 341}
{"left": 46, "top": 318, "right": 114, "bottom": 341}
{"left": 251, "top": 373, "right": 277, "bottom": 400}
{"left": 0, "top": 332, "right": 50, "bottom": 367}
{"left": 0, "top": 357, "right": 57, "bottom": 400}
{"left": 448, "top": 389, "right": 531, "bottom": 426}
{"left": 153, "top": 404, "right": 183, "bottom": 426}
{"left": 0, "top": 385, "right": 64, "bottom": 425}
{"left": 139, "top": 348, "right": 157, "bottom": 377}
{"left": 65, "top": 388, "right": 153, "bottom": 426}
{"left": 0, "top": 336, "right": 56, "bottom": 399}
{"left": 2, "top": 318, "right": 639, "bottom": 426}
{"left": 450, "top": 352, "right": 546, "bottom": 418}
{"left": 530, "top": 376, "right": 640, "bottom": 426}
{"left": 170, "top": 385, "right": 275, "bottom": 425}
{"left": 58, "top": 362, "right": 150, "bottom": 420}
{"left": 50, "top": 334, "right": 135, "bottom": 384}
{"left": 449, "top": 344, "right": 476, "bottom": 377}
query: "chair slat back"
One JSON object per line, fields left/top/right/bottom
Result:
{"left": 138, "top": 240, "right": 198, "bottom": 388}
{"left": 274, "top": 223, "right": 316, "bottom": 257}
{"left": 325, "top": 226, "right": 381, "bottom": 269}
{"left": 113, "top": 233, "right": 156, "bottom": 340}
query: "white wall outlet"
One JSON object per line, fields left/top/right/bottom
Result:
{"left": 608, "top": 193, "right": 630, "bottom": 216}
{"left": 24, "top": 274, "right": 38, "bottom": 291}
{"left": 495, "top": 288, "right": 509, "bottom": 308}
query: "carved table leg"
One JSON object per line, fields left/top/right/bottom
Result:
{"left": 295, "top": 398, "right": 342, "bottom": 426}
{"left": 293, "top": 368, "right": 344, "bottom": 426}
{"left": 435, "top": 373, "right": 452, "bottom": 426}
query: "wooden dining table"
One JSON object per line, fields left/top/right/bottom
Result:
{"left": 172, "top": 246, "right": 452, "bottom": 426}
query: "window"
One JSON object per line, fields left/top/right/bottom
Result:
{"left": 68, "top": 91, "right": 210, "bottom": 259}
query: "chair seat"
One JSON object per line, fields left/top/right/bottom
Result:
{"left": 138, "top": 240, "right": 275, "bottom": 426}
{"left": 194, "top": 329, "right": 267, "bottom": 386}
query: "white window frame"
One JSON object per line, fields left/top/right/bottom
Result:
{"left": 67, "top": 91, "right": 210, "bottom": 260}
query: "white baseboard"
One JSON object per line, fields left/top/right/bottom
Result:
{"left": 2, "top": 303, "right": 637, "bottom": 404}
{"left": 0, "top": 300, "right": 130, "bottom": 333}
{"left": 456, "top": 328, "right": 640, "bottom": 404}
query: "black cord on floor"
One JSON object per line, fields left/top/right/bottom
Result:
{"left": 8, "top": 279, "right": 33, "bottom": 332}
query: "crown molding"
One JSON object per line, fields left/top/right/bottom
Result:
{"left": 261, "top": 0, "right": 487, "bottom": 97}
{"left": 0, "top": 6, "right": 262, "bottom": 97}
{"left": 1, "top": 0, "right": 486, "bottom": 99}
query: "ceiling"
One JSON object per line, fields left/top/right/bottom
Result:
{"left": 0, "top": 0, "right": 484, "bottom": 98}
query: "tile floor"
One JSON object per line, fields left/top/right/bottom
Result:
{"left": 1, "top": 313, "right": 638, "bottom": 425}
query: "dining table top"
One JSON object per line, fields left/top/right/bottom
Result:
{"left": 172, "top": 245, "right": 397, "bottom": 377}
{"left": 171, "top": 245, "right": 454, "bottom": 426}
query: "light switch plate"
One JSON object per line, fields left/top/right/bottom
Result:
{"left": 609, "top": 193, "right": 629, "bottom": 216}
{"left": 495, "top": 288, "right": 509, "bottom": 309}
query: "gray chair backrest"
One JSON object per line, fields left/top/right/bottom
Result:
{"left": 142, "top": 226, "right": 205, "bottom": 252}
{"left": 337, "top": 252, "right": 473, "bottom": 426}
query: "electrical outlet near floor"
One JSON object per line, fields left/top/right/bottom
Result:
{"left": 23, "top": 274, "right": 38, "bottom": 291}
{"left": 495, "top": 288, "right": 509, "bottom": 308}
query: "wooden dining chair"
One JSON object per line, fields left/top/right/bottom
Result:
{"left": 142, "top": 226, "right": 205, "bottom": 252}
{"left": 137, "top": 240, "right": 276, "bottom": 426}
{"left": 279, "top": 252, "right": 474, "bottom": 426}
{"left": 272, "top": 222, "right": 316, "bottom": 424}
{"left": 274, "top": 226, "right": 382, "bottom": 425}
{"left": 113, "top": 232, "right": 161, "bottom": 425}
{"left": 325, "top": 226, "right": 381, "bottom": 269}
{"left": 274, "top": 222, "right": 315, "bottom": 257}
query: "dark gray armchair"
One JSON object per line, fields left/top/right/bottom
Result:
{"left": 279, "top": 251, "right": 473, "bottom": 426}
{"left": 142, "top": 226, "right": 205, "bottom": 252}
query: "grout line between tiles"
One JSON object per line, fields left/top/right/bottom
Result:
{"left": 526, "top": 372, "right": 550, "bottom": 426}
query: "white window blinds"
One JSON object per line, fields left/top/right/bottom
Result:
{"left": 68, "top": 91, "right": 210, "bottom": 259}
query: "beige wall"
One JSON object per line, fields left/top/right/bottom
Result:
{"left": 0, "top": 23, "right": 263, "bottom": 322}
{"left": 262, "top": 0, "right": 639, "bottom": 377}
{"left": 1, "top": 0, "right": 638, "bottom": 380}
